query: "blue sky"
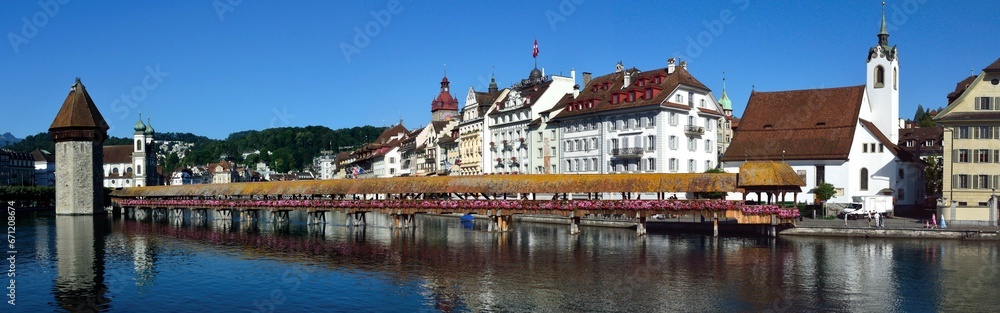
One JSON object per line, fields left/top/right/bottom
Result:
{"left": 2, "top": 0, "right": 999, "bottom": 139}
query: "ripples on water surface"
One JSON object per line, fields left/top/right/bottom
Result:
{"left": 10, "top": 212, "right": 1000, "bottom": 312}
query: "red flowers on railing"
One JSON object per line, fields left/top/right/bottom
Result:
{"left": 115, "top": 198, "right": 798, "bottom": 218}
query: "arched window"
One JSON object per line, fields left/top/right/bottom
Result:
{"left": 893, "top": 67, "right": 898, "bottom": 90}
{"left": 860, "top": 168, "right": 869, "bottom": 191}
{"left": 137, "top": 165, "right": 142, "bottom": 175}
{"left": 875, "top": 66, "right": 885, "bottom": 88}
{"left": 136, "top": 140, "right": 142, "bottom": 151}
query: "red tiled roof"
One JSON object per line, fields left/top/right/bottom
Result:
{"left": 552, "top": 65, "right": 713, "bottom": 120}
{"left": 31, "top": 149, "right": 54, "bottom": 162}
{"left": 103, "top": 145, "right": 132, "bottom": 164}
{"left": 489, "top": 80, "right": 554, "bottom": 116}
{"left": 984, "top": 56, "right": 1000, "bottom": 72}
{"left": 947, "top": 75, "right": 977, "bottom": 104}
{"left": 49, "top": 78, "right": 109, "bottom": 141}
{"left": 721, "top": 85, "right": 865, "bottom": 162}
{"left": 374, "top": 123, "right": 408, "bottom": 145}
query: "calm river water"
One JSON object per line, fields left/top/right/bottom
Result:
{"left": 8, "top": 211, "right": 1000, "bottom": 312}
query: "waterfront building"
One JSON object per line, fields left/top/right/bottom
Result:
{"left": 551, "top": 60, "right": 724, "bottom": 180}
{"left": 485, "top": 66, "right": 575, "bottom": 174}
{"left": 208, "top": 161, "right": 238, "bottom": 184}
{"left": 0, "top": 149, "right": 35, "bottom": 186}
{"left": 933, "top": 56, "right": 1000, "bottom": 225}
{"left": 49, "top": 78, "right": 109, "bottom": 214}
{"left": 722, "top": 10, "right": 923, "bottom": 206}
{"left": 31, "top": 149, "right": 55, "bottom": 186}
{"left": 368, "top": 123, "right": 409, "bottom": 178}
{"left": 458, "top": 76, "right": 505, "bottom": 176}
{"left": 527, "top": 100, "right": 564, "bottom": 174}
{"left": 317, "top": 150, "right": 337, "bottom": 180}
{"left": 398, "top": 132, "right": 416, "bottom": 177}
{"left": 102, "top": 116, "right": 161, "bottom": 188}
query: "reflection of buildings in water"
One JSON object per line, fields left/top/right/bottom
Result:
{"left": 938, "top": 242, "right": 1000, "bottom": 310}
{"left": 132, "top": 236, "right": 158, "bottom": 288}
{"left": 34, "top": 217, "right": 54, "bottom": 268}
{"left": 54, "top": 215, "right": 110, "bottom": 312}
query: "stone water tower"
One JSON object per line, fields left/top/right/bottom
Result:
{"left": 49, "top": 78, "right": 109, "bottom": 215}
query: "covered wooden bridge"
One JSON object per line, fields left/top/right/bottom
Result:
{"left": 110, "top": 161, "right": 805, "bottom": 236}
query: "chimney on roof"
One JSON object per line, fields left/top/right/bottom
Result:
{"left": 680, "top": 61, "right": 687, "bottom": 70}
{"left": 667, "top": 58, "right": 676, "bottom": 74}
{"left": 583, "top": 72, "right": 592, "bottom": 87}
{"left": 623, "top": 71, "right": 631, "bottom": 88}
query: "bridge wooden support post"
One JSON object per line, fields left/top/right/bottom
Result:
{"left": 271, "top": 210, "right": 291, "bottom": 224}
{"left": 215, "top": 208, "right": 233, "bottom": 220}
{"left": 192, "top": 208, "right": 208, "bottom": 226}
{"left": 570, "top": 216, "right": 581, "bottom": 235}
{"left": 713, "top": 213, "right": 719, "bottom": 237}
{"left": 635, "top": 212, "right": 647, "bottom": 236}
{"left": 495, "top": 215, "right": 510, "bottom": 232}
{"left": 170, "top": 208, "right": 184, "bottom": 220}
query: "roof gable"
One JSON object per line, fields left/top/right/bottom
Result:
{"left": 103, "top": 145, "right": 133, "bottom": 164}
{"left": 721, "top": 85, "right": 865, "bottom": 161}
{"left": 552, "top": 65, "right": 715, "bottom": 120}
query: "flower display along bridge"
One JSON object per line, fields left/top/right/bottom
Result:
{"left": 110, "top": 161, "right": 806, "bottom": 236}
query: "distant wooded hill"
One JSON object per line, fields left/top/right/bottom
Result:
{"left": 7, "top": 125, "right": 386, "bottom": 173}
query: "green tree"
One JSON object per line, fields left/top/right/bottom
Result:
{"left": 812, "top": 182, "right": 836, "bottom": 203}
{"left": 924, "top": 157, "right": 943, "bottom": 196}
{"left": 163, "top": 152, "right": 180, "bottom": 172}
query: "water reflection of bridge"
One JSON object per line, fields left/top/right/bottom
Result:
{"left": 111, "top": 162, "right": 805, "bottom": 236}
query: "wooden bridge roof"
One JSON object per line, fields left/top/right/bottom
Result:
{"left": 111, "top": 173, "right": 739, "bottom": 197}
{"left": 111, "top": 162, "right": 804, "bottom": 198}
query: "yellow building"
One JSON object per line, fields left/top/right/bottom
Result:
{"left": 934, "top": 56, "right": 1000, "bottom": 226}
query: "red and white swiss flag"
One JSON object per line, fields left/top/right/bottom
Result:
{"left": 532, "top": 39, "right": 539, "bottom": 58}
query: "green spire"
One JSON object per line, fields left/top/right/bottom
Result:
{"left": 133, "top": 113, "right": 146, "bottom": 132}
{"left": 719, "top": 73, "right": 732, "bottom": 111}
{"left": 144, "top": 117, "right": 155, "bottom": 135}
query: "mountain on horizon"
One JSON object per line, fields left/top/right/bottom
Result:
{"left": 0, "top": 132, "right": 22, "bottom": 147}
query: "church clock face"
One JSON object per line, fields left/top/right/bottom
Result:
{"left": 444, "top": 113, "right": 454, "bottom": 120}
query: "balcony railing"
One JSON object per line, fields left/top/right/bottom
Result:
{"left": 610, "top": 147, "right": 644, "bottom": 158}
{"left": 684, "top": 125, "right": 705, "bottom": 135}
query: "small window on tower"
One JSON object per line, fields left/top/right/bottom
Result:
{"left": 875, "top": 66, "right": 885, "bottom": 88}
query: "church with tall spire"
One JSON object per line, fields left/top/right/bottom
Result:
{"left": 722, "top": 3, "right": 922, "bottom": 208}
{"left": 102, "top": 113, "right": 161, "bottom": 188}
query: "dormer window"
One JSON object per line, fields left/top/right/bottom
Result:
{"left": 592, "top": 86, "right": 598, "bottom": 92}
{"left": 763, "top": 124, "right": 773, "bottom": 129}
{"left": 816, "top": 122, "right": 826, "bottom": 126}
{"left": 645, "top": 88, "right": 653, "bottom": 99}
{"left": 629, "top": 91, "right": 636, "bottom": 102}
{"left": 676, "top": 94, "right": 682, "bottom": 103}
{"left": 654, "top": 76, "right": 662, "bottom": 84}
{"left": 612, "top": 95, "right": 620, "bottom": 105}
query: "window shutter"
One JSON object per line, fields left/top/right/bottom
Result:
{"left": 974, "top": 150, "right": 980, "bottom": 163}
{"left": 995, "top": 97, "right": 1000, "bottom": 110}
{"left": 974, "top": 176, "right": 980, "bottom": 189}
{"left": 953, "top": 149, "right": 959, "bottom": 161}
{"left": 975, "top": 97, "right": 982, "bottom": 110}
